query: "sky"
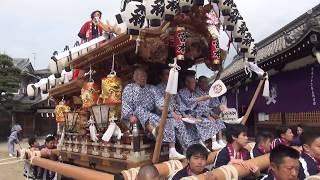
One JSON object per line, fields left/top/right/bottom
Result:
{"left": 0, "top": 0, "right": 319, "bottom": 76}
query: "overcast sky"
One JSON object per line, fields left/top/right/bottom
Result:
{"left": 0, "top": 0, "right": 319, "bottom": 76}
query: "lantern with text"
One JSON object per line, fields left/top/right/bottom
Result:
{"left": 27, "top": 84, "right": 38, "bottom": 100}
{"left": 218, "top": 0, "right": 234, "bottom": 16}
{"left": 210, "top": 38, "right": 221, "bottom": 70}
{"left": 246, "top": 44, "right": 257, "bottom": 62}
{"left": 174, "top": 27, "right": 186, "bottom": 60}
{"left": 48, "top": 74, "right": 57, "bottom": 89}
{"left": 222, "top": 7, "right": 240, "bottom": 31}
{"left": 116, "top": 0, "right": 146, "bottom": 35}
{"left": 39, "top": 78, "right": 49, "bottom": 94}
{"left": 239, "top": 31, "right": 254, "bottom": 53}
{"left": 232, "top": 19, "right": 246, "bottom": 42}
{"left": 164, "top": 0, "right": 178, "bottom": 21}
{"left": 145, "top": 0, "right": 165, "bottom": 27}
{"left": 179, "top": 0, "right": 193, "bottom": 13}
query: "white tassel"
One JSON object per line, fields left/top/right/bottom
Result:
{"left": 57, "top": 129, "right": 65, "bottom": 147}
{"left": 102, "top": 122, "right": 117, "bottom": 142}
{"left": 89, "top": 124, "right": 99, "bottom": 142}
{"left": 166, "top": 58, "right": 180, "bottom": 95}
{"left": 113, "top": 125, "right": 123, "bottom": 140}
{"left": 263, "top": 74, "right": 270, "bottom": 97}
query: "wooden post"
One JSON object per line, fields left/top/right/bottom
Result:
{"left": 152, "top": 93, "right": 171, "bottom": 163}
{"left": 241, "top": 78, "right": 265, "bottom": 125}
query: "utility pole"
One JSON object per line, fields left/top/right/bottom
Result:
{"left": 32, "top": 52, "right": 37, "bottom": 69}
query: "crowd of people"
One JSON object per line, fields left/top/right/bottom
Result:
{"left": 121, "top": 67, "right": 320, "bottom": 180}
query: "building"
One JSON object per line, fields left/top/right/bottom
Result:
{"left": 220, "top": 4, "right": 320, "bottom": 135}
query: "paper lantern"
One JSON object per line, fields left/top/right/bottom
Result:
{"left": 54, "top": 100, "right": 71, "bottom": 123}
{"left": 232, "top": 19, "right": 246, "bottom": 42}
{"left": 81, "top": 82, "right": 101, "bottom": 109}
{"left": 116, "top": 0, "right": 146, "bottom": 35}
{"left": 179, "top": 0, "right": 193, "bottom": 13}
{"left": 174, "top": 27, "right": 186, "bottom": 60}
{"left": 144, "top": 0, "right": 165, "bottom": 27}
{"left": 48, "top": 74, "right": 56, "bottom": 88}
{"left": 164, "top": 0, "right": 178, "bottom": 21}
{"left": 27, "top": 84, "right": 38, "bottom": 100}
{"left": 61, "top": 69, "right": 73, "bottom": 84}
{"left": 100, "top": 73, "right": 122, "bottom": 105}
{"left": 222, "top": 7, "right": 240, "bottom": 31}
{"left": 218, "top": 0, "right": 235, "bottom": 16}
{"left": 245, "top": 44, "right": 257, "bottom": 62}
{"left": 39, "top": 78, "right": 49, "bottom": 93}
{"left": 239, "top": 31, "right": 254, "bottom": 53}
{"left": 210, "top": 38, "right": 221, "bottom": 67}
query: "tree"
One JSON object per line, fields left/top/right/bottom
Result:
{"left": 0, "top": 54, "right": 21, "bottom": 114}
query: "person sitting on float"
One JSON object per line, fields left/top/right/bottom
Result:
{"left": 154, "top": 67, "right": 200, "bottom": 159}
{"left": 178, "top": 70, "right": 223, "bottom": 152}
{"left": 122, "top": 67, "right": 185, "bottom": 159}
{"left": 271, "top": 125, "right": 294, "bottom": 149}
{"left": 195, "top": 76, "right": 226, "bottom": 150}
{"left": 213, "top": 124, "right": 260, "bottom": 177}
{"left": 298, "top": 129, "right": 320, "bottom": 179}
{"left": 261, "top": 145, "right": 300, "bottom": 180}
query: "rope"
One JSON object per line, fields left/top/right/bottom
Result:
{"left": 122, "top": 167, "right": 140, "bottom": 180}
{"left": 219, "top": 165, "right": 239, "bottom": 180}
{"left": 306, "top": 175, "right": 320, "bottom": 180}
{"left": 109, "top": 53, "right": 116, "bottom": 76}
{"left": 163, "top": 160, "right": 183, "bottom": 178}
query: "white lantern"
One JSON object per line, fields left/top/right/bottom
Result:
{"left": 179, "top": 0, "right": 193, "bottom": 13}
{"left": 39, "top": 78, "right": 49, "bottom": 93}
{"left": 239, "top": 31, "right": 254, "bottom": 53}
{"left": 48, "top": 74, "right": 56, "bottom": 88}
{"left": 116, "top": 0, "right": 146, "bottom": 35}
{"left": 222, "top": 7, "right": 240, "bottom": 31}
{"left": 144, "top": 0, "right": 164, "bottom": 27}
{"left": 218, "top": 0, "right": 234, "bottom": 16}
{"left": 61, "top": 69, "right": 73, "bottom": 84}
{"left": 27, "top": 84, "right": 38, "bottom": 100}
{"left": 232, "top": 19, "right": 246, "bottom": 42}
{"left": 163, "top": 0, "right": 178, "bottom": 21}
{"left": 245, "top": 44, "right": 257, "bottom": 62}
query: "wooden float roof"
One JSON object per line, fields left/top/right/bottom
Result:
{"left": 49, "top": 79, "right": 84, "bottom": 97}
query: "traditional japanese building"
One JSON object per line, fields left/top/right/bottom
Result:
{"left": 221, "top": 4, "right": 320, "bottom": 134}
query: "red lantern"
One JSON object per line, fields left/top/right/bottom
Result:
{"left": 174, "top": 27, "right": 186, "bottom": 60}
{"left": 210, "top": 38, "right": 221, "bottom": 66}
{"left": 81, "top": 82, "right": 101, "bottom": 109}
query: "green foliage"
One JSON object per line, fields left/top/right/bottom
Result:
{"left": 0, "top": 54, "right": 21, "bottom": 112}
{"left": 0, "top": 54, "right": 21, "bottom": 94}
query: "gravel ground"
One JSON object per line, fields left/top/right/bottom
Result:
{"left": 0, "top": 138, "right": 46, "bottom": 180}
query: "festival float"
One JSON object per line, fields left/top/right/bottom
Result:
{"left": 24, "top": 0, "right": 273, "bottom": 179}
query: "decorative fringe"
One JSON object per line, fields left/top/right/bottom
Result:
{"left": 262, "top": 74, "right": 270, "bottom": 97}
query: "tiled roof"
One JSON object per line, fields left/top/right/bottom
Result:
{"left": 13, "top": 58, "right": 34, "bottom": 72}
{"left": 220, "top": 4, "right": 320, "bottom": 80}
